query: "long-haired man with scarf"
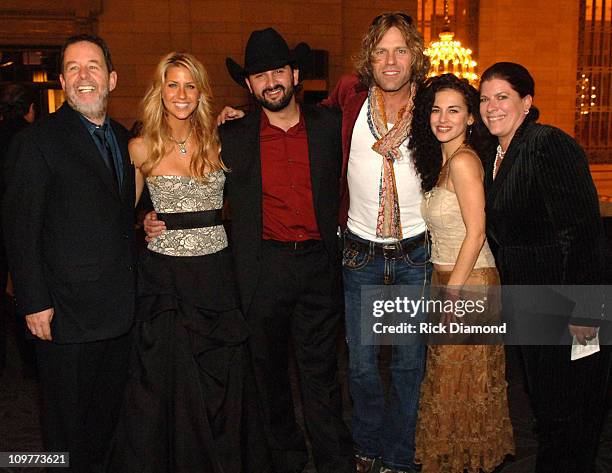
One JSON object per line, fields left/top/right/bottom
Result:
{"left": 320, "top": 12, "right": 431, "bottom": 473}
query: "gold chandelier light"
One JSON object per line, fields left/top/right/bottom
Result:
{"left": 424, "top": 0, "right": 478, "bottom": 85}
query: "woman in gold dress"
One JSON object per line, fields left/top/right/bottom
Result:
{"left": 409, "top": 73, "right": 514, "bottom": 473}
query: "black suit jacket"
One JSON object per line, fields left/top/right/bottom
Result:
{"left": 219, "top": 105, "right": 342, "bottom": 313}
{"left": 3, "top": 103, "right": 136, "bottom": 343}
{"left": 485, "top": 119, "right": 606, "bottom": 329}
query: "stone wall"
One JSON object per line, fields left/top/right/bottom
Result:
{"left": 0, "top": 1, "right": 580, "bottom": 134}
{"left": 477, "top": 0, "right": 579, "bottom": 135}
{"left": 97, "top": 0, "right": 417, "bottom": 128}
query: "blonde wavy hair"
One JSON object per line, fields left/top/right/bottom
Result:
{"left": 140, "top": 52, "right": 225, "bottom": 178}
{"left": 354, "top": 12, "right": 430, "bottom": 88}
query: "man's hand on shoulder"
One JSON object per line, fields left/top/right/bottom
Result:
{"left": 25, "top": 308, "right": 54, "bottom": 341}
{"left": 216, "top": 106, "right": 246, "bottom": 126}
{"left": 144, "top": 211, "right": 166, "bottom": 241}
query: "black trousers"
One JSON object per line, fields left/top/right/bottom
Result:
{"left": 247, "top": 241, "right": 353, "bottom": 473}
{"left": 35, "top": 332, "right": 131, "bottom": 473}
{"left": 521, "top": 344, "right": 612, "bottom": 473}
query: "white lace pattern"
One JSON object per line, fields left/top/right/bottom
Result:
{"left": 146, "top": 171, "right": 227, "bottom": 257}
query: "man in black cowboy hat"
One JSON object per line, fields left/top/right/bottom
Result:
{"left": 145, "top": 28, "right": 353, "bottom": 473}
{"left": 216, "top": 16, "right": 431, "bottom": 473}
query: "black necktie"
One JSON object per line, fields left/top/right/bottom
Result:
{"left": 93, "top": 126, "right": 119, "bottom": 186}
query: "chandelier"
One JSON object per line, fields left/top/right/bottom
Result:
{"left": 424, "top": 0, "right": 478, "bottom": 85}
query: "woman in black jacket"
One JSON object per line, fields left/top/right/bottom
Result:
{"left": 479, "top": 61, "right": 611, "bottom": 473}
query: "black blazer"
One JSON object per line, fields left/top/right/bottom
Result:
{"left": 3, "top": 103, "right": 136, "bottom": 343}
{"left": 219, "top": 105, "right": 342, "bottom": 313}
{"left": 485, "top": 119, "right": 605, "bottom": 327}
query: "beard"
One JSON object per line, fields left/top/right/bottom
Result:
{"left": 64, "top": 82, "right": 109, "bottom": 121}
{"left": 253, "top": 83, "right": 295, "bottom": 112}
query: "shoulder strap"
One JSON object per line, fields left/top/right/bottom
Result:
{"left": 443, "top": 143, "right": 481, "bottom": 190}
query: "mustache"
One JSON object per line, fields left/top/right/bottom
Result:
{"left": 73, "top": 80, "right": 98, "bottom": 88}
{"left": 262, "top": 85, "right": 285, "bottom": 95}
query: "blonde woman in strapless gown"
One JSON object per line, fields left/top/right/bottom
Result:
{"left": 106, "top": 53, "right": 269, "bottom": 473}
{"left": 409, "top": 74, "right": 514, "bottom": 473}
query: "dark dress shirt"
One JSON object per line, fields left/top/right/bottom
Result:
{"left": 79, "top": 114, "right": 124, "bottom": 186}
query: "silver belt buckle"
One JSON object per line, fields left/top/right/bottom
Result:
{"left": 382, "top": 243, "right": 399, "bottom": 259}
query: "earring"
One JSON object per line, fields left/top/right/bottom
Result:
{"left": 524, "top": 109, "right": 530, "bottom": 115}
{"left": 467, "top": 125, "right": 473, "bottom": 140}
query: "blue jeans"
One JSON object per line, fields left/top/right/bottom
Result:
{"left": 342, "top": 230, "right": 431, "bottom": 470}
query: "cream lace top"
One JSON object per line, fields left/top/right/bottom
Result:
{"left": 146, "top": 171, "right": 227, "bottom": 257}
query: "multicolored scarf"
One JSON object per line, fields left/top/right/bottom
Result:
{"left": 366, "top": 84, "right": 416, "bottom": 239}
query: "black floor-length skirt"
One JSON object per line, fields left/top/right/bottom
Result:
{"left": 106, "top": 248, "right": 270, "bottom": 473}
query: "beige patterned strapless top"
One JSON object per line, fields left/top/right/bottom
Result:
{"left": 421, "top": 185, "right": 495, "bottom": 268}
{"left": 146, "top": 171, "right": 227, "bottom": 257}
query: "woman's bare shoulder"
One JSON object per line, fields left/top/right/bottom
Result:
{"left": 448, "top": 149, "right": 484, "bottom": 181}
{"left": 128, "top": 137, "right": 147, "bottom": 167}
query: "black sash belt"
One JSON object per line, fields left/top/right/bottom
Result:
{"left": 157, "top": 209, "right": 223, "bottom": 230}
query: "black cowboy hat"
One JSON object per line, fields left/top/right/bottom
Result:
{"left": 226, "top": 27, "right": 311, "bottom": 88}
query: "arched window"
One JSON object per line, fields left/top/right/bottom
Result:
{"left": 576, "top": 0, "right": 612, "bottom": 164}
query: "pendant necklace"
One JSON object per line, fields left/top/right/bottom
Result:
{"left": 169, "top": 127, "right": 193, "bottom": 156}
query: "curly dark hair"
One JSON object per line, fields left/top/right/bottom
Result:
{"left": 409, "top": 74, "right": 493, "bottom": 192}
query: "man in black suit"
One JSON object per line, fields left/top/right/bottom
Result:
{"left": 146, "top": 29, "right": 353, "bottom": 473}
{"left": 3, "top": 34, "right": 135, "bottom": 472}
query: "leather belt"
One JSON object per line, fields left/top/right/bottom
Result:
{"left": 157, "top": 209, "right": 222, "bottom": 230}
{"left": 262, "top": 239, "right": 322, "bottom": 250}
{"left": 345, "top": 232, "right": 426, "bottom": 259}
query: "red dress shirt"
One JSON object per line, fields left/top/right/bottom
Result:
{"left": 260, "top": 111, "right": 320, "bottom": 241}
